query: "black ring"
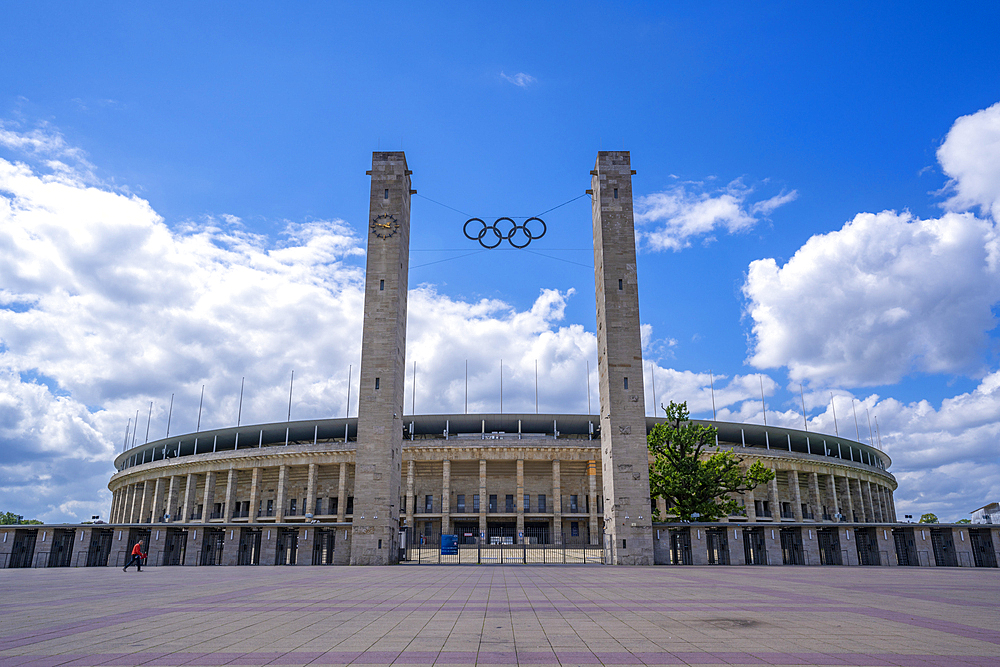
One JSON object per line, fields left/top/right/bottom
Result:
{"left": 463, "top": 217, "right": 547, "bottom": 249}
{"left": 463, "top": 218, "right": 487, "bottom": 241}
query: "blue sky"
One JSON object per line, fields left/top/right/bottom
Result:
{"left": 1, "top": 2, "right": 999, "bottom": 522}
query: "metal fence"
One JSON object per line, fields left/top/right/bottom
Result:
{"left": 405, "top": 542, "right": 604, "bottom": 564}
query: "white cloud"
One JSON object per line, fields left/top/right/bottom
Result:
{"left": 743, "top": 101, "right": 1000, "bottom": 387}
{"left": 938, "top": 101, "right": 1000, "bottom": 222}
{"left": 744, "top": 210, "right": 1000, "bottom": 386}
{"left": 500, "top": 71, "right": 536, "bottom": 88}
{"left": 635, "top": 180, "right": 797, "bottom": 251}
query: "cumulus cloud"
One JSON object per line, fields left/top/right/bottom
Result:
{"left": 938, "top": 101, "right": 1000, "bottom": 222}
{"left": 500, "top": 71, "right": 536, "bottom": 88}
{"left": 744, "top": 210, "right": 1000, "bottom": 386}
{"left": 743, "top": 101, "right": 1000, "bottom": 388}
{"left": 635, "top": 179, "right": 797, "bottom": 251}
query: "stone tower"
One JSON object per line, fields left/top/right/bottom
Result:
{"left": 590, "top": 150, "right": 654, "bottom": 565}
{"left": 351, "top": 151, "right": 412, "bottom": 565}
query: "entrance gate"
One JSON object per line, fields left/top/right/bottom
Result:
{"left": 669, "top": 529, "right": 692, "bottom": 565}
{"left": 312, "top": 528, "right": 336, "bottom": 565}
{"left": 780, "top": 528, "right": 804, "bottom": 565}
{"left": 743, "top": 527, "right": 767, "bottom": 565}
{"left": 200, "top": 528, "right": 224, "bottom": 566}
{"left": 8, "top": 529, "right": 37, "bottom": 568}
{"left": 47, "top": 529, "right": 76, "bottom": 568}
{"left": 706, "top": 528, "right": 729, "bottom": 565}
{"left": 238, "top": 528, "right": 262, "bottom": 565}
{"left": 855, "top": 527, "right": 881, "bottom": 566}
{"left": 163, "top": 528, "right": 187, "bottom": 566}
{"left": 406, "top": 537, "right": 602, "bottom": 564}
{"left": 817, "top": 528, "right": 841, "bottom": 565}
{"left": 930, "top": 528, "right": 958, "bottom": 567}
{"left": 86, "top": 528, "right": 113, "bottom": 567}
{"left": 893, "top": 528, "right": 919, "bottom": 566}
{"left": 276, "top": 528, "right": 298, "bottom": 565}
{"left": 970, "top": 529, "right": 998, "bottom": 568}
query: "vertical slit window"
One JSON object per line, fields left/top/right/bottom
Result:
{"left": 379, "top": 279, "right": 384, "bottom": 291}
{"left": 613, "top": 188, "right": 618, "bottom": 199}
{"left": 624, "top": 377, "right": 629, "bottom": 390}
{"left": 618, "top": 279, "right": 623, "bottom": 290}
{"left": 384, "top": 189, "right": 389, "bottom": 199}
{"left": 375, "top": 378, "right": 380, "bottom": 390}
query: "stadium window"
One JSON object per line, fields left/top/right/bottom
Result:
{"left": 571, "top": 521, "right": 579, "bottom": 537}
{"left": 624, "top": 377, "right": 628, "bottom": 390}
{"left": 457, "top": 494, "right": 465, "bottom": 512}
{"left": 570, "top": 495, "right": 578, "bottom": 513}
{"left": 425, "top": 495, "right": 433, "bottom": 513}
{"left": 505, "top": 494, "right": 514, "bottom": 513}
{"left": 489, "top": 494, "right": 497, "bottom": 513}
{"left": 538, "top": 494, "right": 546, "bottom": 513}
{"left": 524, "top": 494, "right": 530, "bottom": 512}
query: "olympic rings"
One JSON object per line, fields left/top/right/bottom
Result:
{"left": 463, "top": 217, "right": 547, "bottom": 249}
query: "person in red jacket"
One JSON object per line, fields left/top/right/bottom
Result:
{"left": 123, "top": 541, "right": 146, "bottom": 572}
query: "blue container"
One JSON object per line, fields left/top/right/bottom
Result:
{"left": 440, "top": 534, "right": 458, "bottom": 555}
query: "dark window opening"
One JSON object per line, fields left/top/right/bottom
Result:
{"left": 346, "top": 496, "right": 354, "bottom": 514}
{"left": 489, "top": 494, "right": 497, "bottom": 513}
{"left": 289, "top": 499, "right": 297, "bottom": 516}
{"left": 570, "top": 495, "right": 579, "bottom": 513}
{"left": 425, "top": 494, "right": 433, "bottom": 513}
{"left": 624, "top": 377, "right": 629, "bottom": 390}
{"left": 505, "top": 494, "right": 514, "bottom": 513}
{"left": 473, "top": 494, "right": 480, "bottom": 512}
{"left": 571, "top": 521, "right": 579, "bottom": 537}
{"left": 613, "top": 188, "right": 619, "bottom": 199}
{"left": 538, "top": 494, "right": 546, "bottom": 513}
{"left": 618, "top": 279, "right": 623, "bottom": 290}
{"left": 457, "top": 494, "right": 465, "bottom": 513}
{"left": 379, "top": 279, "right": 384, "bottom": 291}
{"left": 384, "top": 189, "right": 389, "bottom": 199}
{"left": 524, "top": 494, "right": 530, "bottom": 512}
{"left": 375, "top": 378, "right": 380, "bottom": 390}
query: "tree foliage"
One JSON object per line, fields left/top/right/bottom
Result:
{"left": 648, "top": 401, "right": 775, "bottom": 522}
{"left": 919, "top": 513, "right": 939, "bottom": 524}
{"left": 0, "top": 511, "right": 43, "bottom": 525}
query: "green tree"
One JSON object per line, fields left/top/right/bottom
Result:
{"left": 648, "top": 401, "right": 775, "bottom": 522}
{"left": 955, "top": 518, "right": 971, "bottom": 524}
{"left": 918, "top": 513, "right": 939, "bottom": 524}
{"left": 0, "top": 511, "right": 43, "bottom": 525}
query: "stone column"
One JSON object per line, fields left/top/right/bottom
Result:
{"left": 306, "top": 463, "right": 317, "bottom": 518}
{"left": 405, "top": 460, "right": 415, "bottom": 527}
{"left": 588, "top": 460, "right": 599, "bottom": 545}
{"left": 181, "top": 474, "right": 196, "bottom": 523}
{"left": 337, "top": 463, "right": 347, "bottom": 522}
{"left": 789, "top": 470, "right": 804, "bottom": 521}
{"left": 275, "top": 465, "right": 288, "bottom": 522}
{"left": 827, "top": 474, "right": 840, "bottom": 520}
{"left": 441, "top": 459, "right": 451, "bottom": 536}
{"left": 745, "top": 487, "right": 757, "bottom": 522}
{"left": 151, "top": 477, "right": 165, "bottom": 523}
{"left": 248, "top": 467, "right": 261, "bottom": 523}
{"left": 350, "top": 151, "right": 412, "bottom": 565}
{"left": 516, "top": 459, "right": 524, "bottom": 543}
{"left": 841, "top": 476, "right": 855, "bottom": 522}
{"left": 863, "top": 480, "right": 877, "bottom": 523}
{"left": 888, "top": 488, "right": 897, "bottom": 522}
{"left": 223, "top": 469, "right": 238, "bottom": 521}
{"left": 809, "top": 472, "right": 822, "bottom": 521}
{"left": 591, "top": 150, "right": 653, "bottom": 565}
{"left": 478, "top": 459, "right": 487, "bottom": 538}
{"left": 766, "top": 472, "right": 780, "bottom": 519}
{"left": 552, "top": 459, "right": 562, "bottom": 545}
{"left": 111, "top": 487, "right": 123, "bottom": 523}
{"left": 137, "top": 481, "right": 151, "bottom": 523}
{"left": 165, "top": 476, "right": 180, "bottom": 523}
{"left": 201, "top": 471, "right": 217, "bottom": 524}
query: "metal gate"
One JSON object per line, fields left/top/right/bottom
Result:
{"left": 706, "top": 528, "right": 729, "bottom": 565}
{"left": 126, "top": 528, "right": 151, "bottom": 568}
{"left": 669, "top": 529, "right": 692, "bottom": 565}
{"left": 970, "top": 529, "right": 998, "bottom": 568}
{"left": 855, "top": 527, "right": 881, "bottom": 565}
{"left": 238, "top": 528, "right": 261, "bottom": 565}
{"left": 47, "top": 529, "right": 76, "bottom": 568}
{"left": 893, "top": 528, "right": 918, "bottom": 566}
{"left": 275, "top": 528, "right": 298, "bottom": 565}
{"left": 200, "top": 528, "right": 224, "bottom": 565}
{"left": 312, "top": 528, "right": 336, "bottom": 565}
{"left": 163, "top": 528, "right": 187, "bottom": 566}
{"left": 86, "top": 528, "right": 113, "bottom": 567}
{"left": 743, "top": 527, "right": 767, "bottom": 565}
{"left": 9, "top": 529, "right": 37, "bottom": 568}
{"left": 817, "top": 528, "right": 841, "bottom": 565}
{"left": 780, "top": 528, "right": 804, "bottom": 565}
{"left": 931, "top": 528, "right": 958, "bottom": 567}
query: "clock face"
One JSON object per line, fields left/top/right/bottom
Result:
{"left": 371, "top": 214, "right": 399, "bottom": 239}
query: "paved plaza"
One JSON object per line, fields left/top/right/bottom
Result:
{"left": 1, "top": 565, "right": 998, "bottom": 667}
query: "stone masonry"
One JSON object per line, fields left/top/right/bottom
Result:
{"left": 351, "top": 152, "right": 413, "bottom": 565}
{"left": 591, "top": 151, "right": 654, "bottom": 565}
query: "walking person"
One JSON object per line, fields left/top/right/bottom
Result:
{"left": 123, "top": 540, "right": 146, "bottom": 572}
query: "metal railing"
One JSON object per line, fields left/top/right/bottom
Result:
{"left": 405, "top": 542, "right": 604, "bottom": 565}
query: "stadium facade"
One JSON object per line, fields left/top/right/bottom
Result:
{"left": 4, "top": 151, "right": 997, "bottom": 569}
